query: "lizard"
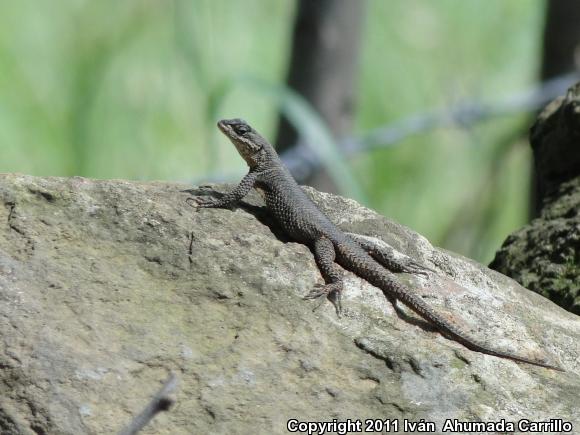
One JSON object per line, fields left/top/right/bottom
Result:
{"left": 189, "top": 118, "right": 562, "bottom": 371}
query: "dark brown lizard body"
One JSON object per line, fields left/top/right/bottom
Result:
{"left": 191, "top": 118, "right": 561, "bottom": 371}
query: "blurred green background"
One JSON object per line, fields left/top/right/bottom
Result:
{"left": 0, "top": 0, "right": 552, "bottom": 262}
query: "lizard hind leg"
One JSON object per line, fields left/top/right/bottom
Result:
{"left": 346, "top": 232, "right": 434, "bottom": 276}
{"left": 304, "top": 236, "right": 344, "bottom": 316}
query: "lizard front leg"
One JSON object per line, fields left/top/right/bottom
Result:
{"left": 346, "top": 232, "right": 434, "bottom": 276}
{"left": 304, "top": 236, "right": 344, "bottom": 315}
{"left": 189, "top": 171, "right": 258, "bottom": 209}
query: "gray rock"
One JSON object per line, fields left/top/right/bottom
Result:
{"left": 0, "top": 174, "right": 578, "bottom": 434}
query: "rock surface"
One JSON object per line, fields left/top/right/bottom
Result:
{"left": 0, "top": 174, "right": 578, "bottom": 434}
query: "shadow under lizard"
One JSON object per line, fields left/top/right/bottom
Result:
{"left": 189, "top": 118, "right": 562, "bottom": 371}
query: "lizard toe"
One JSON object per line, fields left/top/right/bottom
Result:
{"left": 187, "top": 196, "right": 218, "bottom": 208}
{"left": 400, "top": 260, "right": 435, "bottom": 277}
{"left": 304, "top": 283, "right": 343, "bottom": 316}
{"left": 303, "top": 284, "right": 327, "bottom": 300}
{"left": 304, "top": 283, "right": 342, "bottom": 299}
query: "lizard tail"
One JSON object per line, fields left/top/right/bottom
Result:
{"left": 396, "top": 285, "right": 563, "bottom": 371}
{"left": 360, "top": 264, "right": 564, "bottom": 371}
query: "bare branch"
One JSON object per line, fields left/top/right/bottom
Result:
{"left": 194, "top": 72, "right": 580, "bottom": 185}
{"left": 118, "top": 373, "right": 179, "bottom": 435}
{"left": 280, "top": 72, "right": 580, "bottom": 181}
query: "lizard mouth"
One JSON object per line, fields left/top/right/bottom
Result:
{"left": 217, "top": 118, "right": 248, "bottom": 136}
{"left": 217, "top": 120, "right": 229, "bottom": 134}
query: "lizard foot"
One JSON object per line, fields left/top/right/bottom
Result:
{"left": 397, "top": 259, "right": 435, "bottom": 277}
{"left": 186, "top": 196, "right": 219, "bottom": 208}
{"left": 304, "top": 283, "right": 343, "bottom": 316}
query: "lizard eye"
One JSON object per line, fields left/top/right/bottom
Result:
{"left": 233, "top": 124, "right": 251, "bottom": 136}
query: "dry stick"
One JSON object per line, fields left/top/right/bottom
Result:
{"left": 118, "top": 373, "right": 179, "bottom": 435}
{"left": 282, "top": 73, "right": 580, "bottom": 180}
{"left": 192, "top": 71, "right": 579, "bottom": 185}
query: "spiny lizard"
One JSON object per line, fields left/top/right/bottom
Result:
{"left": 190, "top": 118, "right": 562, "bottom": 371}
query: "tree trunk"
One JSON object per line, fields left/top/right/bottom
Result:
{"left": 531, "top": 0, "right": 580, "bottom": 216}
{"left": 275, "top": 0, "right": 365, "bottom": 193}
{"left": 491, "top": 83, "right": 580, "bottom": 315}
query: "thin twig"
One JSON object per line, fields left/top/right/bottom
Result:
{"left": 118, "top": 373, "right": 179, "bottom": 435}
{"left": 192, "top": 72, "right": 579, "bottom": 185}
{"left": 282, "top": 72, "right": 579, "bottom": 179}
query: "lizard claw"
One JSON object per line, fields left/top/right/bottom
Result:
{"left": 399, "top": 260, "right": 435, "bottom": 277}
{"left": 304, "top": 283, "right": 343, "bottom": 317}
{"left": 304, "top": 284, "right": 327, "bottom": 300}
{"left": 186, "top": 196, "right": 219, "bottom": 209}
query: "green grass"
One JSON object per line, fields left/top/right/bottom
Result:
{"left": 0, "top": 0, "right": 547, "bottom": 263}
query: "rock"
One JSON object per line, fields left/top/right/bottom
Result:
{"left": 530, "top": 83, "right": 580, "bottom": 208}
{"left": 490, "top": 177, "right": 580, "bottom": 315}
{"left": 491, "top": 84, "right": 580, "bottom": 314}
{"left": 0, "top": 174, "right": 578, "bottom": 434}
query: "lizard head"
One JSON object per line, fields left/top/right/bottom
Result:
{"left": 217, "top": 118, "right": 273, "bottom": 168}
